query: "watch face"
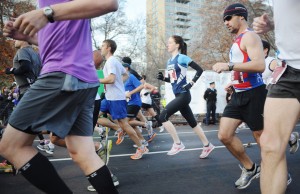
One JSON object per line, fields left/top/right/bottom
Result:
{"left": 44, "top": 7, "right": 53, "bottom": 15}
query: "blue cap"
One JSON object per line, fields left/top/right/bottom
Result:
{"left": 122, "top": 63, "right": 130, "bottom": 68}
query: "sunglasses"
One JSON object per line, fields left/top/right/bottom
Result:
{"left": 224, "top": 15, "right": 234, "bottom": 22}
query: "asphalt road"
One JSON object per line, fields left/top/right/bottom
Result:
{"left": 1, "top": 123, "right": 300, "bottom": 194}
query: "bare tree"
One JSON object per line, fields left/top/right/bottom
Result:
{"left": 91, "top": 0, "right": 148, "bottom": 78}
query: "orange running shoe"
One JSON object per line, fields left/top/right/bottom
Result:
{"left": 130, "top": 147, "right": 149, "bottom": 160}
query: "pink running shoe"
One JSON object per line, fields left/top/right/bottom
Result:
{"left": 199, "top": 143, "right": 215, "bottom": 159}
{"left": 167, "top": 142, "right": 185, "bottom": 155}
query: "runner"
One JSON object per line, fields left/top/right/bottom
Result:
{"left": 212, "top": 3, "right": 265, "bottom": 189}
{"left": 253, "top": 2, "right": 300, "bottom": 193}
{"left": 100, "top": 39, "right": 148, "bottom": 160}
{"left": 157, "top": 35, "right": 215, "bottom": 158}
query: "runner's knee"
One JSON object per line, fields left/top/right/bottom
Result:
{"left": 159, "top": 110, "right": 169, "bottom": 123}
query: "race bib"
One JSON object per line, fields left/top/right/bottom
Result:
{"left": 166, "top": 64, "right": 177, "bottom": 83}
{"left": 269, "top": 61, "right": 287, "bottom": 85}
{"left": 231, "top": 71, "right": 244, "bottom": 84}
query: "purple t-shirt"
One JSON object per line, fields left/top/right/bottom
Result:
{"left": 38, "top": 0, "right": 98, "bottom": 83}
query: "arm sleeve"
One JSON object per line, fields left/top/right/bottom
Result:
{"left": 189, "top": 61, "right": 203, "bottom": 83}
{"left": 13, "top": 60, "right": 31, "bottom": 75}
{"left": 164, "top": 77, "right": 170, "bottom": 82}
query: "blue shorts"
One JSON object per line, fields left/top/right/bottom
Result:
{"left": 100, "top": 99, "right": 109, "bottom": 113}
{"left": 106, "top": 100, "right": 127, "bottom": 120}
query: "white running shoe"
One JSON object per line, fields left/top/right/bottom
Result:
{"left": 167, "top": 142, "right": 185, "bottom": 155}
{"left": 159, "top": 126, "right": 164, "bottom": 133}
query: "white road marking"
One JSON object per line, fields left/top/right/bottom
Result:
{"left": 49, "top": 142, "right": 258, "bottom": 162}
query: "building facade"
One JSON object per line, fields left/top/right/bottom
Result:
{"left": 146, "top": 0, "right": 203, "bottom": 59}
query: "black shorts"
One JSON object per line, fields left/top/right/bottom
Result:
{"left": 222, "top": 85, "right": 266, "bottom": 131}
{"left": 267, "top": 65, "right": 300, "bottom": 102}
{"left": 142, "top": 103, "right": 152, "bottom": 109}
{"left": 127, "top": 105, "right": 140, "bottom": 118}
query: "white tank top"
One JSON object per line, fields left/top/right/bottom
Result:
{"left": 262, "top": 56, "right": 275, "bottom": 84}
{"left": 140, "top": 88, "right": 152, "bottom": 105}
{"left": 274, "top": 0, "right": 300, "bottom": 68}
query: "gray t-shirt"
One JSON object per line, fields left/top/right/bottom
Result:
{"left": 13, "top": 46, "right": 41, "bottom": 94}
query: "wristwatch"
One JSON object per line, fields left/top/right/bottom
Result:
{"left": 228, "top": 62, "right": 234, "bottom": 71}
{"left": 43, "top": 6, "right": 55, "bottom": 23}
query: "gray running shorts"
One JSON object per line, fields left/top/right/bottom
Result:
{"left": 267, "top": 65, "right": 300, "bottom": 103}
{"left": 8, "top": 72, "right": 98, "bottom": 138}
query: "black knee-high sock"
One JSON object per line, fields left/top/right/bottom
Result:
{"left": 154, "top": 115, "right": 162, "bottom": 126}
{"left": 87, "top": 165, "right": 118, "bottom": 194}
{"left": 20, "top": 152, "right": 72, "bottom": 194}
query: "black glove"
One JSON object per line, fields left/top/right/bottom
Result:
{"left": 182, "top": 82, "right": 194, "bottom": 90}
{"left": 144, "top": 92, "right": 149, "bottom": 96}
{"left": 156, "top": 72, "right": 164, "bottom": 81}
{"left": 5, "top": 68, "right": 15, "bottom": 74}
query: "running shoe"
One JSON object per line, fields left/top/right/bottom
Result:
{"left": 167, "top": 142, "right": 185, "bottom": 155}
{"left": 159, "top": 126, "right": 164, "bottom": 133}
{"left": 111, "top": 174, "right": 120, "bottom": 187}
{"left": 87, "top": 185, "right": 96, "bottom": 192}
{"left": 130, "top": 147, "right": 149, "bottom": 160}
{"left": 97, "top": 140, "right": 112, "bottom": 164}
{"left": 116, "top": 130, "right": 126, "bottom": 145}
{"left": 137, "top": 126, "right": 143, "bottom": 133}
{"left": 289, "top": 132, "right": 299, "bottom": 154}
{"left": 45, "top": 145, "right": 54, "bottom": 155}
{"left": 86, "top": 174, "right": 119, "bottom": 192}
{"left": 199, "top": 143, "right": 215, "bottom": 159}
{"left": 146, "top": 121, "right": 153, "bottom": 135}
{"left": 133, "top": 140, "right": 149, "bottom": 148}
{"left": 235, "top": 163, "right": 260, "bottom": 189}
{"left": 36, "top": 144, "right": 48, "bottom": 151}
{"left": 147, "top": 132, "right": 157, "bottom": 142}
{"left": 94, "top": 125, "right": 104, "bottom": 136}
{"left": 87, "top": 174, "right": 120, "bottom": 192}
{"left": 287, "top": 173, "right": 292, "bottom": 186}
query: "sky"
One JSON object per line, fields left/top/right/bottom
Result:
{"left": 124, "top": 0, "right": 146, "bottom": 20}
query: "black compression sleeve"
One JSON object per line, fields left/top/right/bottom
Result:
{"left": 164, "top": 77, "right": 170, "bottom": 82}
{"left": 189, "top": 61, "right": 203, "bottom": 83}
{"left": 13, "top": 60, "right": 31, "bottom": 75}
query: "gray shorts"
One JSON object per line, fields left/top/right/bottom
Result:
{"left": 8, "top": 72, "right": 98, "bottom": 138}
{"left": 267, "top": 65, "right": 300, "bottom": 103}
